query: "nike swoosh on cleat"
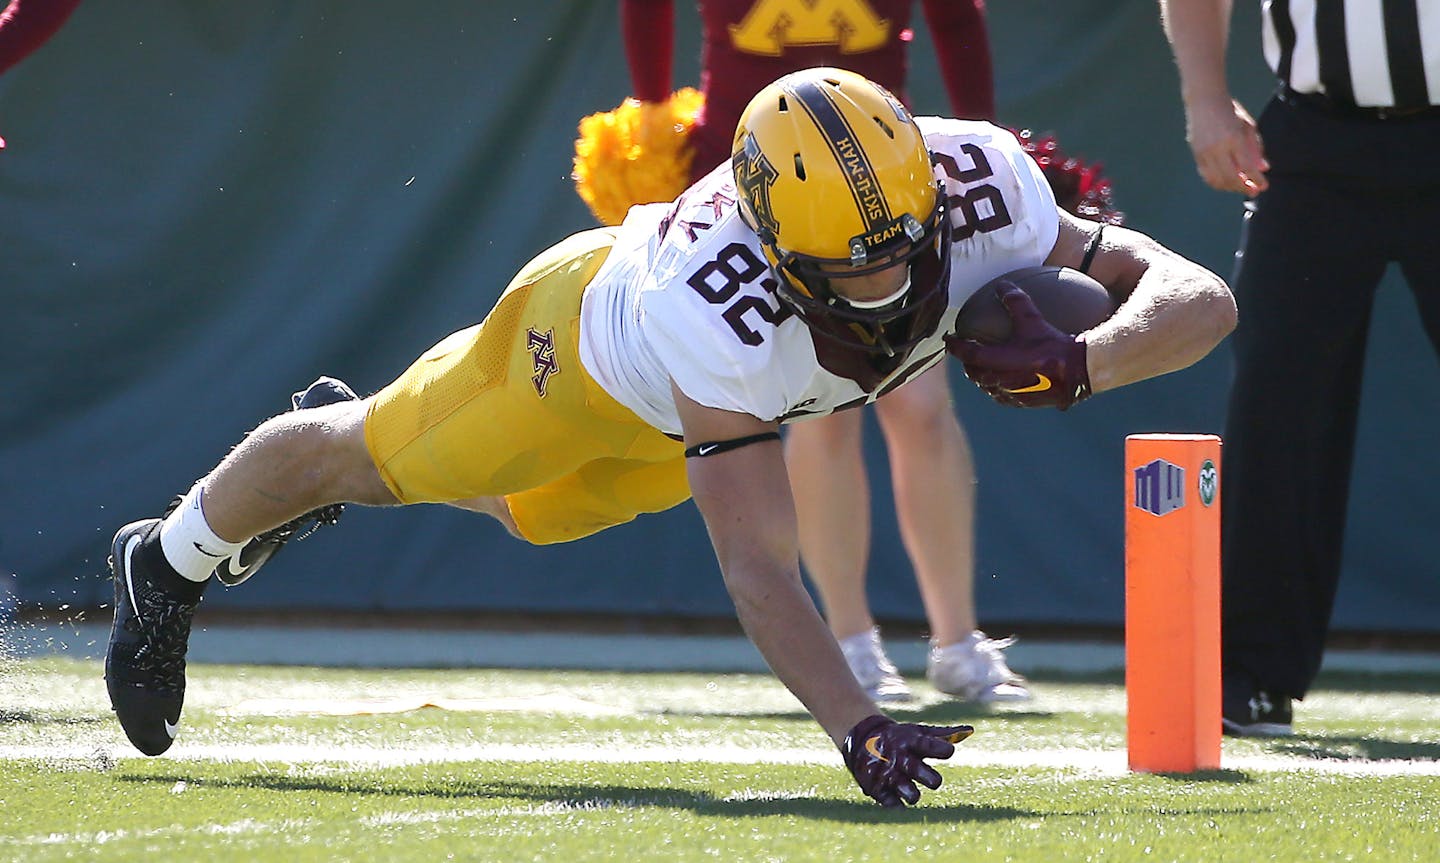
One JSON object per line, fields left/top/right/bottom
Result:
{"left": 1004, "top": 373, "right": 1052, "bottom": 394}
{"left": 220, "top": 555, "right": 249, "bottom": 580}
{"left": 123, "top": 535, "right": 144, "bottom": 622}
{"left": 864, "top": 735, "right": 891, "bottom": 764}
{"left": 164, "top": 718, "right": 179, "bottom": 738}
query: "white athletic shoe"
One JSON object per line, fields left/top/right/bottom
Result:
{"left": 838, "top": 627, "right": 914, "bottom": 704}
{"left": 927, "top": 630, "right": 1032, "bottom": 703}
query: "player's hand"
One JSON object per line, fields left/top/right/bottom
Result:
{"left": 947, "top": 283, "right": 1092, "bottom": 410}
{"left": 840, "top": 714, "right": 973, "bottom": 808}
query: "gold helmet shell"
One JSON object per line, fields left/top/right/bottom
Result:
{"left": 731, "top": 67, "right": 950, "bottom": 358}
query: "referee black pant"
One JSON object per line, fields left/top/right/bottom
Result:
{"left": 1222, "top": 91, "right": 1440, "bottom": 698}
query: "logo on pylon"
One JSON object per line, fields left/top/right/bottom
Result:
{"left": 1134, "top": 458, "right": 1185, "bottom": 516}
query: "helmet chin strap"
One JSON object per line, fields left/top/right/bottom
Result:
{"left": 837, "top": 273, "right": 912, "bottom": 310}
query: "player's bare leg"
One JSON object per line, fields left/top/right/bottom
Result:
{"left": 204, "top": 392, "right": 522, "bottom": 538}
{"left": 200, "top": 399, "right": 398, "bottom": 543}
{"left": 448, "top": 495, "right": 523, "bottom": 538}
{"left": 786, "top": 409, "right": 873, "bottom": 640}
{"left": 786, "top": 409, "right": 913, "bottom": 702}
{"left": 873, "top": 363, "right": 977, "bottom": 646}
{"left": 105, "top": 396, "right": 399, "bottom": 755}
{"left": 876, "top": 363, "right": 1029, "bottom": 703}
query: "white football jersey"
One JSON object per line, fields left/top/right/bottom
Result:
{"left": 578, "top": 118, "right": 1059, "bottom": 437}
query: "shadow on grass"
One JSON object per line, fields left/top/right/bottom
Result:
{"left": 1269, "top": 734, "right": 1440, "bottom": 762}
{"left": 1308, "top": 671, "right": 1440, "bottom": 694}
{"left": 0, "top": 709, "right": 108, "bottom": 726}
{"left": 889, "top": 703, "right": 1059, "bottom": 724}
{"left": 657, "top": 704, "right": 1060, "bottom": 724}
{"left": 1023, "top": 670, "right": 1126, "bottom": 686}
{"left": 118, "top": 772, "right": 1039, "bottom": 822}
{"left": 1023, "top": 669, "right": 1440, "bottom": 694}
{"left": 1147, "top": 769, "right": 1254, "bottom": 784}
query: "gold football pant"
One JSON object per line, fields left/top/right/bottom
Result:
{"left": 363, "top": 228, "right": 689, "bottom": 544}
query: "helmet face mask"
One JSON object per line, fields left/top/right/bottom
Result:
{"left": 770, "top": 203, "right": 952, "bottom": 357}
{"left": 732, "top": 67, "right": 952, "bottom": 359}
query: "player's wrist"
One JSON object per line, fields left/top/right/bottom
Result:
{"left": 839, "top": 714, "right": 896, "bottom": 793}
{"left": 840, "top": 714, "right": 893, "bottom": 760}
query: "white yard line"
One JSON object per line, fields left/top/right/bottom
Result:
{"left": 4, "top": 742, "right": 1437, "bottom": 776}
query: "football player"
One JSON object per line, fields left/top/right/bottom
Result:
{"left": 593, "top": 0, "right": 1119, "bottom": 707}
{"left": 105, "top": 68, "right": 1235, "bottom": 807}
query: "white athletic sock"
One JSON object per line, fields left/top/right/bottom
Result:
{"left": 158, "top": 484, "right": 248, "bottom": 582}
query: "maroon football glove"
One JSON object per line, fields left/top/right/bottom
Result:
{"left": 841, "top": 714, "right": 974, "bottom": 808}
{"left": 947, "top": 282, "right": 1092, "bottom": 410}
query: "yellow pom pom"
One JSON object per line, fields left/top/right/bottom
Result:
{"left": 573, "top": 88, "right": 704, "bottom": 226}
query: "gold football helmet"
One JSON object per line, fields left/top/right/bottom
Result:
{"left": 731, "top": 67, "right": 950, "bottom": 357}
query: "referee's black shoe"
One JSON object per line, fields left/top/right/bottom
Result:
{"left": 105, "top": 518, "right": 206, "bottom": 756}
{"left": 1221, "top": 673, "right": 1294, "bottom": 738}
{"left": 164, "top": 375, "right": 359, "bottom": 588}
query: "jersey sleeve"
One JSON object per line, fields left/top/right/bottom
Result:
{"left": 918, "top": 116, "right": 1060, "bottom": 308}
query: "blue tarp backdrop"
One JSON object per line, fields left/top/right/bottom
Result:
{"left": 2, "top": 2, "right": 1437, "bottom": 631}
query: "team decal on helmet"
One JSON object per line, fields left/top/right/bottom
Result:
{"left": 732, "top": 135, "right": 781, "bottom": 239}
{"left": 788, "top": 75, "right": 894, "bottom": 236}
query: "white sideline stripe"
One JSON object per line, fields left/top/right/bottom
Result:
{"left": 5, "top": 743, "right": 1438, "bottom": 776}
{"left": 17, "top": 622, "right": 1440, "bottom": 675}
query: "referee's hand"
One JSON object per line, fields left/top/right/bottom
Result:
{"left": 1185, "top": 95, "right": 1269, "bottom": 197}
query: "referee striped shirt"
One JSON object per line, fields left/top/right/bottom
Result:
{"left": 1262, "top": 0, "right": 1440, "bottom": 109}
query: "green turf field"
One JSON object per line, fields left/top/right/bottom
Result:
{"left": 2, "top": 656, "right": 1436, "bottom": 862}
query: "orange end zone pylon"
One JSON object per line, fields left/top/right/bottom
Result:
{"left": 1125, "top": 434, "right": 1222, "bottom": 773}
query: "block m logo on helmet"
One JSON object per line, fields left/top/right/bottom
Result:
{"left": 728, "top": 0, "right": 891, "bottom": 56}
{"left": 733, "top": 136, "right": 781, "bottom": 239}
{"left": 1134, "top": 458, "right": 1185, "bottom": 516}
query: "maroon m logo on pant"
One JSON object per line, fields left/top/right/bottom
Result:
{"left": 526, "top": 327, "right": 560, "bottom": 397}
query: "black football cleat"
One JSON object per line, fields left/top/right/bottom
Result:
{"left": 105, "top": 518, "right": 205, "bottom": 756}
{"left": 163, "top": 376, "right": 359, "bottom": 587}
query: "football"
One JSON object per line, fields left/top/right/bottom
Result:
{"left": 954, "top": 266, "right": 1118, "bottom": 344}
